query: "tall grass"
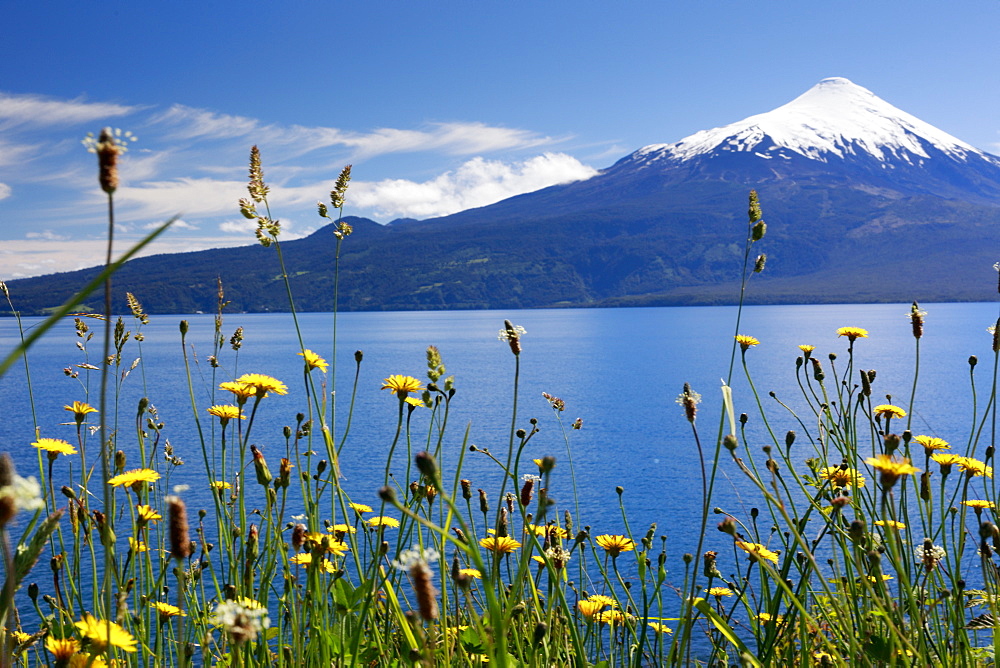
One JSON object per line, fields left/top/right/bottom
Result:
{"left": 0, "top": 133, "right": 998, "bottom": 667}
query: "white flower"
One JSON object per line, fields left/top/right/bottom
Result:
{"left": 0, "top": 474, "right": 44, "bottom": 513}
{"left": 392, "top": 545, "right": 440, "bottom": 571}
{"left": 211, "top": 600, "right": 270, "bottom": 643}
{"left": 521, "top": 474, "right": 541, "bottom": 484}
{"left": 674, "top": 390, "right": 702, "bottom": 406}
{"left": 497, "top": 325, "right": 526, "bottom": 341}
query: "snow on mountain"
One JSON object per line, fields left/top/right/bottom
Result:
{"left": 633, "top": 77, "right": 999, "bottom": 167}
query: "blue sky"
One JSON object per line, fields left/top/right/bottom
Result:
{"left": 2, "top": 2, "right": 998, "bottom": 279}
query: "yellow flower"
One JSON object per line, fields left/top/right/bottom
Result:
{"left": 136, "top": 505, "right": 162, "bottom": 523}
{"left": 64, "top": 401, "right": 98, "bottom": 420}
{"left": 367, "top": 516, "right": 400, "bottom": 528}
{"left": 235, "top": 373, "right": 288, "bottom": 397}
{"left": 152, "top": 601, "right": 186, "bottom": 618}
{"left": 69, "top": 654, "right": 108, "bottom": 668}
{"left": 595, "top": 534, "right": 636, "bottom": 557}
{"left": 648, "top": 622, "right": 674, "bottom": 634}
{"left": 706, "top": 587, "right": 734, "bottom": 597}
{"left": 735, "top": 541, "right": 779, "bottom": 564}
{"left": 219, "top": 381, "right": 257, "bottom": 400}
{"left": 586, "top": 594, "right": 618, "bottom": 608}
{"left": 531, "top": 555, "right": 546, "bottom": 565}
{"left": 458, "top": 568, "right": 481, "bottom": 579}
{"left": 595, "top": 609, "right": 633, "bottom": 625}
{"left": 819, "top": 465, "right": 865, "bottom": 489}
{"left": 381, "top": 375, "right": 425, "bottom": 397}
{"left": 349, "top": 502, "right": 372, "bottom": 513}
{"left": 932, "top": 453, "right": 964, "bottom": 469}
{"left": 207, "top": 405, "right": 244, "bottom": 422}
{"left": 298, "top": 349, "right": 329, "bottom": 372}
{"left": 836, "top": 326, "right": 869, "bottom": 341}
{"left": 46, "top": 636, "right": 81, "bottom": 660}
{"left": 874, "top": 520, "right": 907, "bottom": 530}
{"left": 128, "top": 537, "right": 149, "bottom": 553}
{"left": 914, "top": 435, "right": 949, "bottom": 452}
{"left": 479, "top": 536, "right": 521, "bottom": 553}
{"left": 527, "top": 523, "right": 569, "bottom": 539}
{"left": 865, "top": 454, "right": 919, "bottom": 489}
{"left": 404, "top": 396, "right": 427, "bottom": 408}
{"left": 12, "top": 631, "right": 32, "bottom": 644}
{"left": 211, "top": 480, "right": 232, "bottom": 491}
{"left": 864, "top": 574, "right": 894, "bottom": 583}
{"left": 872, "top": 404, "right": 906, "bottom": 419}
{"left": 735, "top": 334, "right": 760, "bottom": 351}
{"left": 963, "top": 499, "right": 996, "bottom": 509}
{"left": 330, "top": 523, "right": 357, "bottom": 535}
{"left": 32, "top": 438, "right": 77, "bottom": 456}
{"left": 798, "top": 344, "right": 815, "bottom": 354}
{"left": 958, "top": 457, "right": 993, "bottom": 478}
{"left": 757, "top": 612, "right": 784, "bottom": 625}
{"left": 290, "top": 553, "right": 337, "bottom": 573}
{"left": 577, "top": 600, "right": 604, "bottom": 619}
{"left": 107, "top": 468, "right": 160, "bottom": 488}
{"left": 75, "top": 613, "right": 138, "bottom": 652}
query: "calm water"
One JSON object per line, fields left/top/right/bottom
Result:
{"left": 1, "top": 302, "right": 998, "bottom": 631}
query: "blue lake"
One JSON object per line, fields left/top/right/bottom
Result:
{"left": 1, "top": 301, "right": 999, "bottom": 638}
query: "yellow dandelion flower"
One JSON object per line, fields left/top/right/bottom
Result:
{"left": 527, "top": 523, "right": 569, "bottom": 539}
{"left": 648, "top": 622, "right": 674, "bottom": 634}
{"left": 706, "top": 587, "right": 735, "bottom": 597}
{"left": 298, "top": 349, "right": 329, "bottom": 372}
{"left": 367, "top": 516, "right": 400, "bottom": 528}
{"left": 963, "top": 499, "right": 996, "bottom": 509}
{"left": 32, "top": 438, "right": 77, "bottom": 456}
{"left": 236, "top": 596, "right": 265, "bottom": 610}
{"left": 865, "top": 454, "right": 919, "bottom": 489}
{"left": 69, "top": 653, "right": 107, "bottom": 668}
{"left": 404, "top": 396, "right": 427, "bottom": 408}
{"left": 595, "top": 610, "right": 633, "bottom": 625}
{"left": 207, "top": 405, "right": 244, "bottom": 422}
{"left": 479, "top": 536, "right": 521, "bottom": 553}
{"left": 595, "top": 534, "right": 636, "bottom": 557}
{"left": 735, "top": 541, "right": 780, "bottom": 564}
{"left": 381, "top": 374, "right": 425, "bottom": 397}
{"left": 330, "top": 523, "right": 357, "bottom": 534}
{"left": 219, "top": 381, "right": 257, "bottom": 400}
{"left": 107, "top": 468, "right": 160, "bottom": 488}
{"left": 64, "top": 401, "right": 98, "bottom": 419}
{"left": 735, "top": 334, "right": 760, "bottom": 351}
{"left": 586, "top": 594, "right": 618, "bottom": 608}
{"left": 874, "top": 520, "right": 907, "bottom": 530}
{"left": 12, "top": 631, "right": 32, "bottom": 644}
{"left": 872, "top": 404, "right": 906, "bottom": 419}
{"left": 235, "top": 373, "right": 288, "bottom": 397}
{"left": 152, "top": 601, "right": 186, "bottom": 618}
{"left": 864, "top": 574, "right": 894, "bottom": 583}
{"left": 458, "top": 568, "right": 481, "bottom": 579}
{"left": 46, "top": 636, "right": 81, "bottom": 660}
{"left": 836, "top": 326, "right": 869, "bottom": 341}
{"left": 531, "top": 555, "right": 546, "bottom": 565}
{"left": 128, "top": 537, "right": 149, "bottom": 553}
{"left": 819, "top": 465, "right": 866, "bottom": 488}
{"left": 958, "top": 457, "right": 993, "bottom": 478}
{"left": 210, "top": 480, "right": 232, "bottom": 490}
{"left": 577, "top": 600, "right": 604, "bottom": 618}
{"left": 932, "top": 453, "right": 964, "bottom": 468}
{"left": 757, "top": 612, "right": 784, "bottom": 624}
{"left": 914, "top": 435, "right": 949, "bottom": 452}
{"left": 349, "top": 502, "right": 372, "bottom": 513}
{"left": 289, "top": 553, "right": 336, "bottom": 573}
{"left": 798, "top": 344, "right": 815, "bottom": 353}
{"left": 136, "top": 504, "right": 162, "bottom": 522}
{"left": 75, "top": 614, "right": 138, "bottom": 652}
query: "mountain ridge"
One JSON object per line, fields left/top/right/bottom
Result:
{"left": 5, "top": 78, "right": 1000, "bottom": 315}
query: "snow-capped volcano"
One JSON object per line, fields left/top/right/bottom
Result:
{"left": 631, "top": 77, "right": 999, "bottom": 168}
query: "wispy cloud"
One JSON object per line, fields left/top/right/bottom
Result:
{"left": 0, "top": 92, "right": 139, "bottom": 129}
{"left": 149, "top": 105, "right": 261, "bottom": 140}
{"left": 0, "top": 182, "right": 10, "bottom": 201}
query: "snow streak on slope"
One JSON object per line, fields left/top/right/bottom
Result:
{"left": 635, "top": 77, "right": 996, "bottom": 166}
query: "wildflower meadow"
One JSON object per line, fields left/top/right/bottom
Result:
{"left": 1, "top": 129, "right": 1000, "bottom": 667}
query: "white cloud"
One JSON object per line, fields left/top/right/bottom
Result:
{"left": 0, "top": 182, "right": 10, "bottom": 200}
{"left": 116, "top": 177, "right": 246, "bottom": 220}
{"left": 25, "top": 230, "right": 69, "bottom": 241}
{"left": 0, "top": 92, "right": 138, "bottom": 128}
{"left": 142, "top": 218, "right": 198, "bottom": 231}
{"left": 149, "top": 105, "right": 261, "bottom": 140}
{"left": 348, "top": 153, "right": 598, "bottom": 219}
